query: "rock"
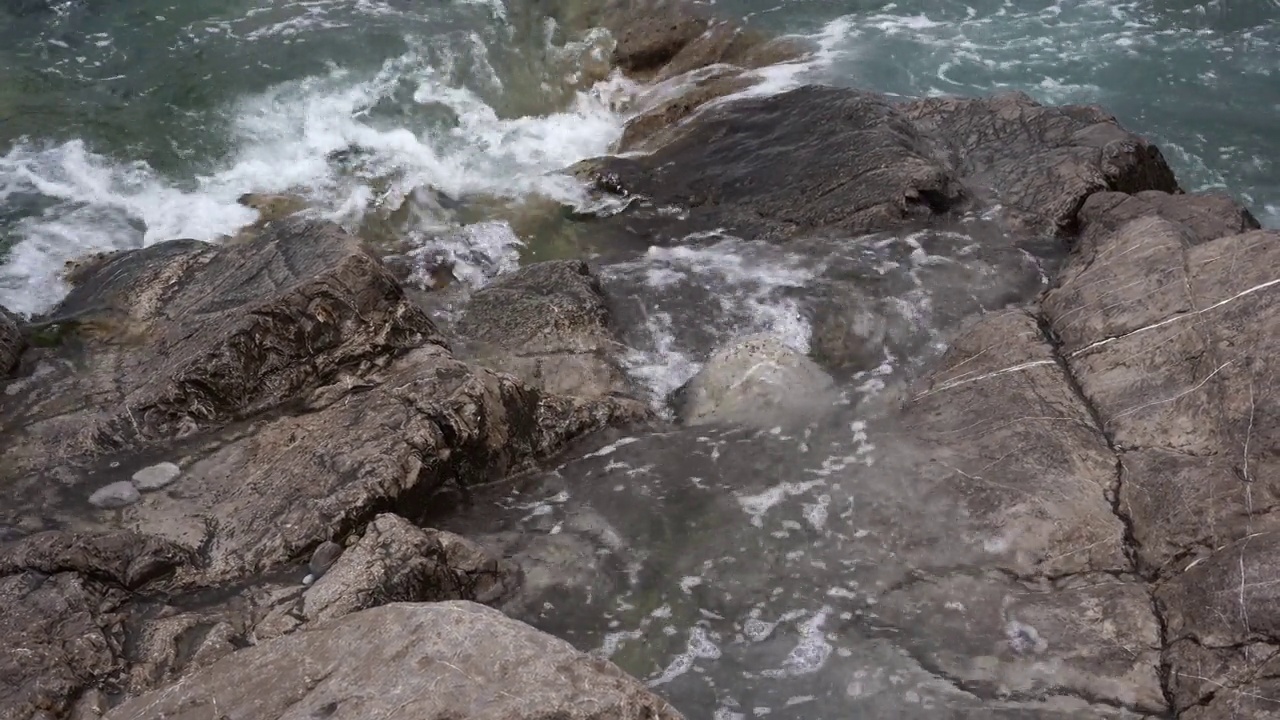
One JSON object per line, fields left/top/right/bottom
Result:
{"left": 1076, "top": 189, "right": 1260, "bottom": 250}
{"left": 306, "top": 540, "right": 343, "bottom": 582}
{"left": 0, "top": 529, "right": 193, "bottom": 590}
{"left": 103, "top": 602, "right": 684, "bottom": 720}
{"left": 597, "top": 0, "right": 804, "bottom": 83}
{"left": 3, "top": 220, "right": 441, "bottom": 466}
{"left": 1039, "top": 192, "right": 1279, "bottom": 716}
{"left": 88, "top": 481, "right": 140, "bottom": 508}
{"left": 0, "top": 530, "right": 195, "bottom": 717}
{"left": 458, "top": 308, "right": 1165, "bottom": 716}
{"left": 456, "top": 260, "right": 644, "bottom": 404}
{"left": 609, "top": 0, "right": 709, "bottom": 76}
{"left": 0, "top": 571, "right": 129, "bottom": 720}
{"left": 129, "top": 461, "right": 181, "bottom": 491}
{"left": 123, "top": 614, "right": 248, "bottom": 694}
{"left": 585, "top": 86, "right": 969, "bottom": 241}
{"left": 301, "top": 514, "right": 516, "bottom": 624}
{"left": 58, "top": 344, "right": 639, "bottom": 585}
{"left": 902, "top": 92, "right": 1180, "bottom": 235}
{"left": 0, "top": 305, "right": 22, "bottom": 376}
{"left": 672, "top": 334, "right": 836, "bottom": 427}
{"left": 236, "top": 192, "right": 307, "bottom": 224}
{"left": 617, "top": 68, "right": 754, "bottom": 153}
{"left": 582, "top": 87, "right": 1180, "bottom": 243}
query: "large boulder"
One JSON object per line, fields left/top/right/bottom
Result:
{"left": 583, "top": 86, "right": 969, "bottom": 242}
{"left": 455, "top": 260, "right": 644, "bottom": 405}
{"left": 103, "top": 602, "right": 684, "bottom": 720}
{"left": 1042, "top": 192, "right": 1280, "bottom": 718}
{"left": 577, "top": 86, "right": 1180, "bottom": 243}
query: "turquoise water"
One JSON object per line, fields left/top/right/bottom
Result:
{"left": 1, "top": 0, "right": 1276, "bottom": 315}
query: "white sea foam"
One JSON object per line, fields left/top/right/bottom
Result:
{"left": 608, "top": 235, "right": 819, "bottom": 407}
{"left": 0, "top": 34, "right": 629, "bottom": 316}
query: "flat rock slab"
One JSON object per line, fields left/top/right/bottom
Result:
{"left": 104, "top": 602, "right": 684, "bottom": 720}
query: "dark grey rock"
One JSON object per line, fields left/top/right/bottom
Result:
{"left": 579, "top": 86, "right": 1178, "bottom": 244}
{"left": 456, "top": 260, "right": 646, "bottom": 406}
{"left": 306, "top": 540, "right": 343, "bottom": 581}
{"left": 130, "top": 461, "right": 181, "bottom": 491}
{"left": 585, "top": 85, "right": 969, "bottom": 242}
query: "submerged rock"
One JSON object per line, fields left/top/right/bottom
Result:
{"left": 88, "top": 480, "right": 140, "bottom": 508}
{"left": 672, "top": 334, "right": 836, "bottom": 428}
{"left": 579, "top": 85, "right": 1179, "bottom": 243}
{"left": 103, "top": 602, "right": 684, "bottom": 720}
{"left": 130, "top": 461, "right": 181, "bottom": 491}
{"left": 456, "top": 259, "right": 646, "bottom": 406}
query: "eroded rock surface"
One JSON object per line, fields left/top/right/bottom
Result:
{"left": 104, "top": 602, "right": 684, "bottom": 720}
{"left": 0, "top": 218, "right": 648, "bottom": 718}
{"left": 581, "top": 86, "right": 1178, "bottom": 243}
{"left": 1042, "top": 193, "right": 1280, "bottom": 718}
{"left": 456, "top": 260, "right": 643, "bottom": 405}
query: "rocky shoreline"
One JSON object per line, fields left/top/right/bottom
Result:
{"left": 1, "top": 1, "right": 1276, "bottom": 719}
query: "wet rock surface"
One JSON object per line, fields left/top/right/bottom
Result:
{"left": 456, "top": 259, "right": 644, "bottom": 405}
{"left": 580, "top": 86, "right": 1179, "bottom": 244}
{"left": 104, "top": 602, "right": 684, "bottom": 720}
{"left": 671, "top": 333, "right": 836, "bottom": 428}
{"left": 2, "top": 6, "right": 1276, "bottom": 719}
{"left": 0, "top": 218, "right": 652, "bottom": 718}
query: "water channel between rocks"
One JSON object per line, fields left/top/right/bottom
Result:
{"left": 440, "top": 216, "right": 1067, "bottom": 719}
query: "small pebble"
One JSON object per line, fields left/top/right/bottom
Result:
{"left": 308, "top": 540, "right": 343, "bottom": 578}
{"left": 302, "top": 573, "right": 316, "bottom": 586}
{"left": 131, "top": 461, "right": 182, "bottom": 490}
{"left": 89, "top": 481, "right": 140, "bottom": 509}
